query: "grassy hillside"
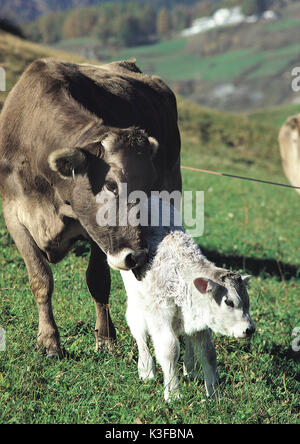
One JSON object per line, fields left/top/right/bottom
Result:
{"left": 54, "top": 3, "right": 300, "bottom": 111}
{"left": 0, "top": 31, "right": 89, "bottom": 109}
{"left": 0, "top": 33, "right": 299, "bottom": 424}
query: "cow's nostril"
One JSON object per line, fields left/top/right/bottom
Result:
{"left": 125, "top": 250, "right": 148, "bottom": 269}
{"left": 245, "top": 326, "right": 256, "bottom": 338}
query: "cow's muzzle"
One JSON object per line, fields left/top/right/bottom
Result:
{"left": 107, "top": 248, "right": 148, "bottom": 271}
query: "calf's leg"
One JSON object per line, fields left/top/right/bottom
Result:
{"left": 150, "top": 323, "right": 180, "bottom": 401}
{"left": 191, "top": 330, "right": 219, "bottom": 398}
{"left": 126, "top": 304, "right": 155, "bottom": 380}
{"left": 86, "top": 241, "right": 116, "bottom": 350}
{"left": 3, "top": 201, "right": 61, "bottom": 357}
{"left": 183, "top": 335, "right": 201, "bottom": 379}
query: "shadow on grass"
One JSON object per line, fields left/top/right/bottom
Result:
{"left": 71, "top": 240, "right": 300, "bottom": 281}
{"left": 270, "top": 344, "right": 300, "bottom": 366}
{"left": 200, "top": 247, "right": 300, "bottom": 281}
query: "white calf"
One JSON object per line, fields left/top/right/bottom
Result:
{"left": 121, "top": 209, "right": 255, "bottom": 401}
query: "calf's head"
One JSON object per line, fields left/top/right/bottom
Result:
{"left": 194, "top": 271, "right": 255, "bottom": 339}
{"left": 48, "top": 126, "right": 159, "bottom": 271}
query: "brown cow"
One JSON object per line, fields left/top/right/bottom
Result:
{"left": 278, "top": 114, "right": 300, "bottom": 195}
{"left": 0, "top": 59, "right": 181, "bottom": 357}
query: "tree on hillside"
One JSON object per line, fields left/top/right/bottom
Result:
{"left": 171, "top": 4, "right": 192, "bottom": 31}
{"left": 0, "top": 17, "right": 24, "bottom": 38}
{"left": 115, "top": 14, "right": 142, "bottom": 47}
{"left": 241, "top": 0, "right": 268, "bottom": 15}
{"left": 95, "top": 10, "right": 111, "bottom": 43}
{"left": 62, "top": 8, "right": 97, "bottom": 39}
{"left": 37, "top": 12, "right": 64, "bottom": 43}
{"left": 157, "top": 7, "right": 171, "bottom": 37}
{"left": 137, "top": 4, "right": 157, "bottom": 37}
{"left": 78, "top": 7, "right": 98, "bottom": 36}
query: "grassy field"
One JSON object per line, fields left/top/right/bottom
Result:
{"left": 0, "top": 33, "right": 299, "bottom": 424}
{"left": 54, "top": 3, "right": 300, "bottom": 86}
{"left": 0, "top": 32, "right": 90, "bottom": 109}
{"left": 53, "top": 6, "right": 300, "bottom": 112}
{"left": 67, "top": 36, "right": 300, "bottom": 83}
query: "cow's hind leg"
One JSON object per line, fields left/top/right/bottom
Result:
{"left": 86, "top": 241, "right": 116, "bottom": 351}
{"left": 3, "top": 202, "right": 62, "bottom": 357}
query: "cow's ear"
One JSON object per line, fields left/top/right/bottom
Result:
{"left": 242, "top": 275, "right": 252, "bottom": 286}
{"left": 194, "top": 278, "right": 209, "bottom": 294}
{"left": 148, "top": 137, "right": 159, "bottom": 158}
{"left": 48, "top": 148, "right": 87, "bottom": 178}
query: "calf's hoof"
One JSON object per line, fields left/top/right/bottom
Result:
{"left": 164, "top": 389, "right": 182, "bottom": 403}
{"left": 138, "top": 367, "right": 156, "bottom": 381}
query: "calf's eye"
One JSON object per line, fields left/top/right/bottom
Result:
{"left": 225, "top": 299, "right": 234, "bottom": 308}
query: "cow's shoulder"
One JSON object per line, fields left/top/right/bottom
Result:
{"left": 22, "top": 58, "right": 84, "bottom": 93}
{"left": 99, "top": 59, "right": 142, "bottom": 75}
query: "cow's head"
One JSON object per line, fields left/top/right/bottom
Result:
{"left": 194, "top": 271, "right": 255, "bottom": 339}
{"left": 48, "top": 126, "right": 159, "bottom": 271}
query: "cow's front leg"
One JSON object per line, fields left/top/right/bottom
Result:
{"left": 3, "top": 202, "right": 62, "bottom": 358}
{"left": 86, "top": 241, "right": 116, "bottom": 350}
{"left": 151, "top": 324, "right": 180, "bottom": 402}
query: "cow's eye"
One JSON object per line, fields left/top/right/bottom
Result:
{"left": 105, "top": 181, "right": 118, "bottom": 196}
{"left": 225, "top": 299, "right": 234, "bottom": 308}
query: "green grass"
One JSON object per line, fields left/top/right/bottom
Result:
{"left": 49, "top": 12, "right": 300, "bottom": 88}
{"left": 55, "top": 36, "right": 100, "bottom": 49}
{"left": 0, "top": 32, "right": 90, "bottom": 109}
{"left": 264, "top": 18, "right": 300, "bottom": 32}
{"left": 249, "top": 104, "right": 300, "bottom": 128}
{"left": 1, "top": 91, "right": 299, "bottom": 423}
{"left": 99, "top": 39, "right": 300, "bottom": 83}
{"left": 103, "top": 37, "right": 187, "bottom": 58}
{"left": 247, "top": 44, "right": 300, "bottom": 79}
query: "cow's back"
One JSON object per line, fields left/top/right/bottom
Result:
{"left": 0, "top": 58, "right": 181, "bottom": 195}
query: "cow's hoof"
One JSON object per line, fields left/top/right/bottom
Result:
{"left": 37, "top": 330, "right": 63, "bottom": 359}
{"left": 47, "top": 348, "right": 64, "bottom": 359}
{"left": 95, "top": 335, "right": 115, "bottom": 352}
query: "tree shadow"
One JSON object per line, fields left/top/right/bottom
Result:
{"left": 200, "top": 247, "right": 300, "bottom": 281}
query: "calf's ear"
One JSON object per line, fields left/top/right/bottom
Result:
{"left": 194, "top": 278, "right": 209, "bottom": 294}
{"left": 48, "top": 148, "right": 87, "bottom": 178}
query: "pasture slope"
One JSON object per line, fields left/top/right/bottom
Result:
{"left": 55, "top": 2, "right": 300, "bottom": 112}
{"left": 0, "top": 32, "right": 299, "bottom": 424}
